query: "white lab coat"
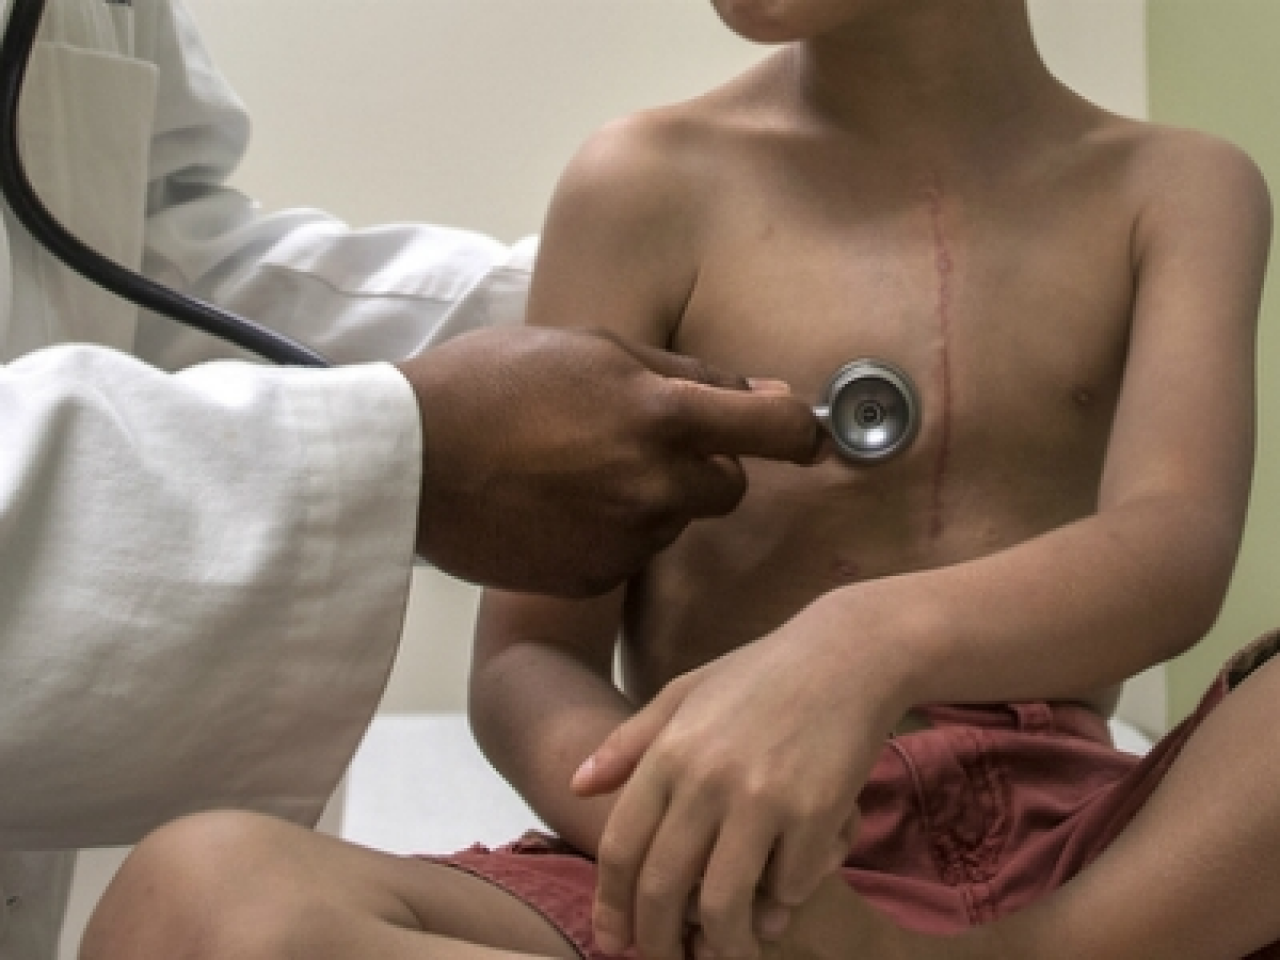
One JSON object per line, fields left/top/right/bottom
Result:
{"left": 0, "top": 0, "right": 534, "bottom": 956}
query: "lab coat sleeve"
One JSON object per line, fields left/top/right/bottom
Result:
{"left": 0, "top": 345, "right": 421, "bottom": 850}
{"left": 130, "top": 0, "right": 534, "bottom": 372}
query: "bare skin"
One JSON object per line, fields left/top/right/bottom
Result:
{"left": 394, "top": 325, "right": 820, "bottom": 598}
{"left": 79, "top": 1, "right": 1272, "bottom": 958}
{"left": 481, "top": 1, "right": 1267, "bottom": 956}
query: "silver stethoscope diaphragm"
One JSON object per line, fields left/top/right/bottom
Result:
{"left": 813, "top": 359, "right": 920, "bottom": 464}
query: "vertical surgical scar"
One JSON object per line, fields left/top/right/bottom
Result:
{"left": 924, "top": 183, "right": 954, "bottom": 539}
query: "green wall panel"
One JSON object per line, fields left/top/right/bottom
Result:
{"left": 1149, "top": 0, "right": 1280, "bottom": 721}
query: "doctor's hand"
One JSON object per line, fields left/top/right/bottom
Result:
{"left": 570, "top": 594, "right": 912, "bottom": 960}
{"left": 396, "top": 326, "right": 820, "bottom": 597}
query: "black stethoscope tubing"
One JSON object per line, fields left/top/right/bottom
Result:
{"left": 0, "top": 0, "right": 331, "bottom": 367}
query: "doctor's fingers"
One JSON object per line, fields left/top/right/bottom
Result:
{"left": 601, "top": 453, "right": 743, "bottom": 566}
{"left": 667, "top": 453, "right": 751, "bottom": 523}
{"left": 614, "top": 337, "right": 750, "bottom": 392}
{"left": 660, "top": 378, "right": 822, "bottom": 467}
{"left": 618, "top": 342, "right": 821, "bottom": 466}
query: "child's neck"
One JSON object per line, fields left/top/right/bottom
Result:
{"left": 784, "top": 4, "right": 1070, "bottom": 156}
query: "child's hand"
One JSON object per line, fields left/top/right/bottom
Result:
{"left": 573, "top": 593, "right": 911, "bottom": 960}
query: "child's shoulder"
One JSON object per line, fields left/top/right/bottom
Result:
{"left": 548, "top": 88, "right": 763, "bottom": 233}
{"left": 558, "top": 56, "right": 783, "bottom": 194}
{"left": 1070, "top": 115, "right": 1272, "bottom": 268}
{"left": 568, "top": 105, "right": 710, "bottom": 179}
{"left": 570, "top": 88, "right": 760, "bottom": 178}
{"left": 1053, "top": 111, "right": 1269, "bottom": 239}
{"left": 1091, "top": 116, "right": 1267, "bottom": 202}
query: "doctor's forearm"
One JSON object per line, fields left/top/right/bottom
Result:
{"left": 0, "top": 348, "right": 417, "bottom": 847}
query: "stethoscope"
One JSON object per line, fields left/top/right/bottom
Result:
{"left": 0, "top": 0, "right": 330, "bottom": 367}
{"left": 0, "top": 0, "right": 921, "bottom": 463}
{"left": 813, "top": 358, "right": 919, "bottom": 463}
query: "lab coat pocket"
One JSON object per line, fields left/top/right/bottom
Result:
{"left": 16, "top": 40, "right": 157, "bottom": 349}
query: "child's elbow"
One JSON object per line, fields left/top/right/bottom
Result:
{"left": 1157, "top": 521, "right": 1244, "bottom": 658}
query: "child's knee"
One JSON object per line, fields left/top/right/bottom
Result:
{"left": 80, "top": 811, "right": 319, "bottom": 959}
{"left": 119, "top": 810, "right": 302, "bottom": 902}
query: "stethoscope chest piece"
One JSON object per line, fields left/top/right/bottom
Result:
{"left": 814, "top": 359, "right": 920, "bottom": 464}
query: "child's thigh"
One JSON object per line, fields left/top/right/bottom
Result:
{"left": 246, "top": 823, "right": 579, "bottom": 957}
{"left": 105, "top": 811, "right": 581, "bottom": 959}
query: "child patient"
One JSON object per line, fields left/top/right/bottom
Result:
{"left": 82, "top": 1, "right": 1277, "bottom": 958}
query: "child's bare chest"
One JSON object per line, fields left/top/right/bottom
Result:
{"left": 677, "top": 169, "right": 1137, "bottom": 450}
{"left": 624, "top": 168, "right": 1142, "bottom": 684}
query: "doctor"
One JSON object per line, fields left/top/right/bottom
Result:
{"left": 0, "top": 1, "right": 820, "bottom": 957}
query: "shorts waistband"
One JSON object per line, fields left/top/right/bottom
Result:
{"left": 908, "top": 701, "right": 1113, "bottom": 744}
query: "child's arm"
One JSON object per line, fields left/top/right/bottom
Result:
{"left": 868, "top": 132, "right": 1271, "bottom": 706}
{"left": 467, "top": 110, "right": 712, "bottom": 854}
{"left": 470, "top": 589, "right": 630, "bottom": 856}
{"left": 581, "top": 131, "right": 1273, "bottom": 959}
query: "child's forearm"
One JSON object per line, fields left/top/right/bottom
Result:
{"left": 470, "top": 642, "right": 634, "bottom": 857}
{"left": 840, "top": 495, "right": 1242, "bottom": 712}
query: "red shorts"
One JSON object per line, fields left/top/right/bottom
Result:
{"left": 426, "top": 631, "right": 1280, "bottom": 959}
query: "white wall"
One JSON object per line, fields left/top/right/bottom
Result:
{"left": 183, "top": 0, "right": 767, "bottom": 241}
{"left": 1030, "top": 0, "right": 1148, "bottom": 120}
{"left": 60, "top": 2, "right": 1151, "bottom": 955}
{"left": 184, "top": 0, "right": 1149, "bottom": 240}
